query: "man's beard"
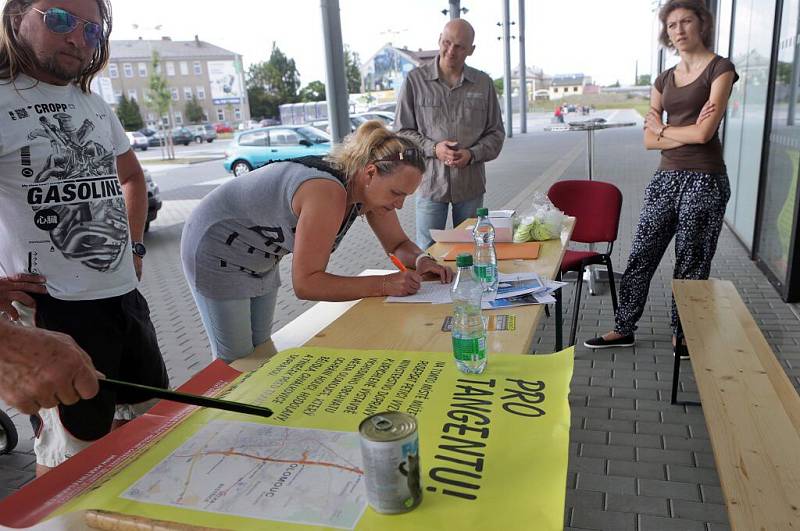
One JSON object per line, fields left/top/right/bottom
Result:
{"left": 19, "top": 35, "right": 89, "bottom": 83}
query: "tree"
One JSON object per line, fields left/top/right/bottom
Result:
{"left": 184, "top": 95, "right": 205, "bottom": 124}
{"left": 148, "top": 51, "right": 175, "bottom": 159}
{"left": 299, "top": 80, "right": 326, "bottom": 102}
{"left": 493, "top": 77, "right": 504, "bottom": 96}
{"left": 116, "top": 94, "right": 143, "bottom": 130}
{"left": 636, "top": 74, "right": 651, "bottom": 86}
{"left": 344, "top": 45, "right": 362, "bottom": 94}
{"left": 246, "top": 43, "right": 301, "bottom": 119}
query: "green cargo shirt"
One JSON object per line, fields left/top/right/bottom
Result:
{"left": 395, "top": 56, "right": 505, "bottom": 203}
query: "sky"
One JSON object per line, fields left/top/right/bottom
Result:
{"left": 110, "top": 0, "right": 657, "bottom": 87}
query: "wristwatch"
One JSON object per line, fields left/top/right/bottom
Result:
{"left": 415, "top": 252, "right": 434, "bottom": 269}
{"left": 132, "top": 241, "right": 147, "bottom": 258}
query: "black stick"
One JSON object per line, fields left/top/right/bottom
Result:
{"left": 99, "top": 378, "right": 273, "bottom": 419}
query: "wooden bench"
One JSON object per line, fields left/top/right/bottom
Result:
{"left": 671, "top": 279, "right": 800, "bottom": 530}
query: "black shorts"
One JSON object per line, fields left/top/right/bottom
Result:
{"left": 31, "top": 289, "right": 169, "bottom": 441}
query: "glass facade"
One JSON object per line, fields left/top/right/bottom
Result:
{"left": 707, "top": 0, "right": 800, "bottom": 301}
{"left": 758, "top": 0, "right": 800, "bottom": 290}
{"left": 723, "top": 0, "right": 777, "bottom": 248}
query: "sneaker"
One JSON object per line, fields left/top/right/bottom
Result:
{"left": 583, "top": 334, "right": 635, "bottom": 349}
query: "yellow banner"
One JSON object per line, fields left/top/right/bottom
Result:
{"left": 57, "top": 347, "right": 573, "bottom": 530}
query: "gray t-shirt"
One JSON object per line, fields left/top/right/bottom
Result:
{"left": 181, "top": 158, "right": 359, "bottom": 299}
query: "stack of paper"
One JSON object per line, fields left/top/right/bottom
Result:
{"left": 384, "top": 271, "right": 566, "bottom": 308}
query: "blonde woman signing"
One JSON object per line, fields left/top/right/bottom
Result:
{"left": 585, "top": 0, "right": 737, "bottom": 350}
{"left": 181, "top": 121, "right": 453, "bottom": 362}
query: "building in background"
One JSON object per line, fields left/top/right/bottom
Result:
{"left": 547, "top": 73, "right": 596, "bottom": 100}
{"left": 650, "top": 0, "right": 800, "bottom": 302}
{"left": 93, "top": 36, "right": 250, "bottom": 128}
{"left": 510, "top": 65, "right": 550, "bottom": 102}
{"left": 360, "top": 44, "right": 438, "bottom": 92}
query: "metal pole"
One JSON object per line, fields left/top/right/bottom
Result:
{"left": 449, "top": 0, "right": 460, "bottom": 19}
{"left": 320, "top": 0, "right": 350, "bottom": 143}
{"left": 788, "top": 7, "right": 800, "bottom": 125}
{"left": 502, "top": 0, "right": 513, "bottom": 138}
{"left": 518, "top": 0, "right": 526, "bottom": 134}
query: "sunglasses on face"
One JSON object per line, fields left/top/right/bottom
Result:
{"left": 31, "top": 7, "right": 103, "bottom": 49}
{"left": 374, "top": 148, "right": 423, "bottom": 166}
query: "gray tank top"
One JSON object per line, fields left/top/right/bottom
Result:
{"left": 181, "top": 157, "right": 359, "bottom": 299}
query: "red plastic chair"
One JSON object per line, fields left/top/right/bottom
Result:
{"left": 548, "top": 180, "right": 623, "bottom": 348}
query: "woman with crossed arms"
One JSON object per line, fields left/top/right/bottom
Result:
{"left": 585, "top": 0, "right": 738, "bottom": 350}
{"left": 182, "top": 121, "right": 452, "bottom": 362}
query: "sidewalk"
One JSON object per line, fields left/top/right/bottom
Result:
{"left": 2, "top": 109, "right": 799, "bottom": 530}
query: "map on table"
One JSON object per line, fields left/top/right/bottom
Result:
{"left": 121, "top": 421, "right": 367, "bottom": 529}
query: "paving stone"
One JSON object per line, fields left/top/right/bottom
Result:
{"left": 605, "top": 492, "right": 669, "bottom": 516}
{"left": 671, "top": 499, "right": 729, "bottom": 523}
{"left": 607, "top": 433, "right": 662, "bottom": 449}
{"left": 577, "top": 472, "right": 637, "bottom": 495}
{"left": 667, "top": 464, "right": 721, "bottom": 486}
{"left": 581, "top": 443, "right": 636, "bottom": 461}
{"left": 637, "top": 448, "right": 695, "bottom": 466}
{"left": 639, "top": 514, "right": 707, "bottom": 531}
{"left": 568, "top": 455, "right": 607, "bottom": 475}
{"left": 570, "top": 508, "right": 636, "bottom": 531}
{"left": 700, "top": 484, "right": 725, "bottom": 504}
{"left": 607, "top": 460, "right": 667, "bottom": 481}
{"left": 638, "top": 478, "right": 701, "bottom": 501}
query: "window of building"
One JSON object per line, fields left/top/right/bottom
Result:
{"left": 234, "top": 107, "right": 242, "bottom": 120}
{"left": 184, "top": 87, "right": 193, "bottom": 99}
{"left": 127, "top": 89, "right": 137, "bottom": 101}
{"left": 161, "top": 115, "right": 169, "bottom": 126}
{"left": 196, "top": 86, "right": 206, "bottom": 100}
{"left": 166, "top": 62, "right": 175, "bottom": 76}
{"left": 573, "top": 87, "right": 579, "bottom": 92}
{"left": 113, "top": 90, "right": 122, "bottom": 103}
{"left": 179, "top": 62, "right": 188, "bottom": 76}
{"left": 170, "top": 87, "right": 179, "bottom": 101}
{"left": 174, "top": 111, "right": 183, "bottom": 125}
{"left": 123, "top": 63, "right": 133, "bottom": 78}
{"left": 202, "top": 112, "right": 209, "bottom": 122}
{"left": 108, "top": 63, "right": 118, "bottom": 78}
{"left": 217, "top": 108, "right": 225, "bottom": 121}
{"left": 147, "top": 113, "right": 154, "bottom": 122}
{"left": 154, "top": 63, "right": 161, "bottom": 75}
{"left": 553, "top": 87, "right": 559, "bottom": 93}
{"left": 193, "top": 61, "right": 202, "bottom": 75}
{"left": 138, "top": 62, "right": 147, "bottom": 77}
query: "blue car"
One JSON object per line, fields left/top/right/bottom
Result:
{"left": 223, "top": 125, "right": 331, "bottom": 176}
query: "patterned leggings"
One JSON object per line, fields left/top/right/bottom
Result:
{"left": 614, "top": 169, "right": 731, "bottom": 337}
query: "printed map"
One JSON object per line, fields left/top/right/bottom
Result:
{"left": 121, "top": 421, "right": 367, "bottom": 529}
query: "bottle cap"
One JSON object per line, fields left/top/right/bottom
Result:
{"left": 476, "top": 207, "right": 489, "bottom": 216}
{"left": 455, "top": 253, "right": 473, "bottom": 267}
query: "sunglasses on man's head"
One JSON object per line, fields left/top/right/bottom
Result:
{"left": 374, "top": 148, "right": 423, "bottom": 166}
{"left": 31, "top": 7, "right": 103, "bottom": 49}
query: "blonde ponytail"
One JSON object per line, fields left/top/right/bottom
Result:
{"left": 326, "top": 120, "right": 425, "bottom": 181}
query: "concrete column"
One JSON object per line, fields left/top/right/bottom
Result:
{"left": 518, "top": 0, "right": 526, "bottom": 134}
{"left": 449, "top": 0, "right": 461, "bottom": 19}
{"left": 503, "top": 0, "right": 513, "bottom": 138}
{"left": 320, "top": 0, "right": 350, "bottom": 143}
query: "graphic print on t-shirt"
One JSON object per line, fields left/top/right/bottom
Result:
{"left": 23, "top": 109, "right": 128, "bottom": 273}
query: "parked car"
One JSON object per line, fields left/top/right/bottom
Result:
{"left": 188, "top": 124, "right": 217, "bottom": 143}
{"left": 367, "top": 102, "right": 396, "bottom": 114}
{"left": 237, "top": 120, "right": 260, "bottom": 131}
{"left": 125, "top": 131, "right": 148, "bottom": 151}
{"left": 138, "top": 126, "right": 158, "bottom": 138}
{"left": 223, "top": 125, "right": 331, "bottom": 176}
{"left": 259, "top": 118, "right": 281, "bottom": 127}
{"left": 148, "top": 127, "right": 193, "bottom": 147}
{"left": 214, "top": 122, "right": 234, "bottom": 134}
{"left": 143, "top": 168, "right": 162, "bottom": 232}
{"left": 352, "top": 112, "right": 395, "bottom": 126}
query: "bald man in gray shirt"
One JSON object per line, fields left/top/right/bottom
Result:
{"left": 395, "top": 18, "right": 505, "bottom": 249}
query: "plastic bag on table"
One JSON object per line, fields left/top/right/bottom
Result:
{"left": 513, "top": 192, "right": 565, "bottom": 242}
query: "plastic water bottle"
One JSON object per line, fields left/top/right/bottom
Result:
{"left": 473, "top": 207, "right": 498, "bottom": 295}
{"left": 450, "top": 253, "right": 487, "bottom": 374}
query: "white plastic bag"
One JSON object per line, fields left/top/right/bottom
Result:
{"left": 513, "top": 192, "right": 565, "bottom": 242}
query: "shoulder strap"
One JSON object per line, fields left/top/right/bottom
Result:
{"left": 259, "top": 156, "right": 347, "bottom": 187}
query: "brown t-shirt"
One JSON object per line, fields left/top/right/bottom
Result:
{"left": 654, "top": 55, "right": 738, "bottom": 173}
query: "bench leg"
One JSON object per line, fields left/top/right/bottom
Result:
{"left": 554, "top": 286, "right": 563, "bottom": 352}
{"left": 671, "top": 344, "right": 682, "bottom": 405}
